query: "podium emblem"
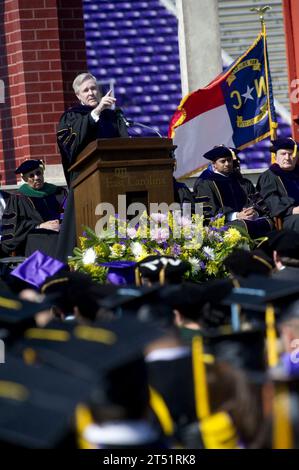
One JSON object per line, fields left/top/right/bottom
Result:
{"left": 114, "top": 167, "right": 127, "bottom": 178}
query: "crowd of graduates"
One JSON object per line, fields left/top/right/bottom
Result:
{"left": 1, "top": 71, "right": 299, "bottom": 449}
{"left": 0, "top": 224, "right": 299, "bottom": 449}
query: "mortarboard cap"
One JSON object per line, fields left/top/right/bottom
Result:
{"left": 136, "top": 255, "right": 190, "bottom": 285}
{"left": 0, "top": 353, "right": 95, "bottom": 448}
{"left": 0, "top": 289, "right": 52, "bottom": 339}
{"left": 264, "top": 230, "right": 299, "bottom": 259}
{"left": 203, "top": 328, "right": 267, "bottom": 381}
{"left": 14, "top": 318, "right": 163, "bottom": 424}
{"left": 203, "top": 146, "right": 239, "bottom": 162}
{"left": 160, "top": 280, "right": 232, "bottom": 323}
{"left": 270, "top": 137, "right": 299, "bottom": 156}
{"left": 40, "top": 271, "right": 119, "bottom": 320}
{"left": 15, "top": 316, "right": 162, "bottom": 379}
{"left": 224, "top": 249, "right": 273, "bottom": 278}
{"left": 10, "top": 250, "right": 67, "bottom": 288}
{"left": 15, "top": 159, "right": 45, "bottom": 175}
{"left": 99, "top": 260, "right": 136, "bottom": 285}
{"left": 222, "top": 275, "right": 299, "bottom": 314}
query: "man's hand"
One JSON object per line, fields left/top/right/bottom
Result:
{"left": 38, "top": 220, "right": 60, "bottom": 232}
{"left": 236, "top": 207, "right": 258, "bottom": 220}
{"left": 93, "top": 89, "right": 116, "bottom": 117}
{"left": 292, "top": 206, "right": 299, "bottom": 215}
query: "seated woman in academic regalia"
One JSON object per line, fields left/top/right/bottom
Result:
{"left": 256, "top": 137, "right": 299, "bottom": 233}
{"left": 1, "top": 159, "right": 67, "bottom": 257}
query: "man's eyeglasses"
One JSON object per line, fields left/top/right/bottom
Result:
{"left": 27, "top": 170, "right": 43, "bottom": 179}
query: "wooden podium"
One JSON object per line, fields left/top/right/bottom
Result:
{"left": 69, "top": 137, "right": 176, "bottom": 238}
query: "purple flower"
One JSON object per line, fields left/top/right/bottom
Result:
{"left": 172, "top": 243, "right": 182, "bottom": 256}
{"left": 200, "top": 261, "right": 206, "bottom": 270}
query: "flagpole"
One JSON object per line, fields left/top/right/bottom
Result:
{"left": 251, "top": 6, "right": 277, "bottom": 161}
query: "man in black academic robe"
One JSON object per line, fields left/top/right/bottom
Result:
{"left": 256, "top": 138, "right": 299, "bottom": 233}
{"left": 56, "top": 73, "right": 128, "bottom": 261}
{"left": 1, "top": 159, "right": 67, "bottom": 257}
{"left": 193, "top": 146, "right": 273, "bottom": 238}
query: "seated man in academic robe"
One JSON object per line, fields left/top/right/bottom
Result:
{"left": 1, "top": 159, "right": 67, "bottom": 257}
{"left": 256, "top": 138, "right": 299, "bottom": 233}
{"left": 193, "top": 145, "right": 273, "bottom": 238}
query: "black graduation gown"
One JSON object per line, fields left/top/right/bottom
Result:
{"left": 147, "top": 353, "right": 202, "bottom": 447}
{"left": 57, "top": 104, "right": 129, "bottom": 186}
{"left": 193, "top": 169, "right": 273, "bottom": 238}
{"left": 1, "top": 187, "right": 67, "bottom": 257}
{"left": 173, "top": 178, "right": 195, "bottom": 212}
{"left": 256, "top": 164, "right": 299, "bottom": 232}
{"left": 56, "top": 105, "right": 128, "bottom": 262}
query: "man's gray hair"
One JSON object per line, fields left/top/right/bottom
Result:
{"left": 72, "top": 73, "right": 98, "bottom": 94}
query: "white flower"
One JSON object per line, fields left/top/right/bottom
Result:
{"left": 130, "top": 241, "right": 144, "bottom": 258}
{"left": 150, "top": 227, "right": 169, "bottom": 243}
{"left": 127, "top": 227, "right": 138, "bottom": 239}
{"left": 151, "top": 213, "right": 168, "bottom": 223}
{"left": 203, "top": 246, "right": 215, "bottom": 260}
{"left": 174, "top": 214, "right": 192, "bottom": 228}
{"left": 188, "top": 257, "right": 201, "bottom": 273}
{"left": 82, "top": 248, "right": 97, "bottom": 265}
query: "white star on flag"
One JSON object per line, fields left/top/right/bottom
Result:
{"left": 242, "top": 85, "right": 255, "bottom": 103}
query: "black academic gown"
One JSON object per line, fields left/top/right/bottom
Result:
{"left": 1, "top": 186, "right": 67, "bottom": 257}
{"left": 193, "top": 168, "right": 273, "bottom": 238}
{"left": 56, "top": 105, "right": 128, "bottom": 262}
{"left": 257, "top": 164, "right": 299, "bottom": 232}
{"left": 147, "top": 352, "right": 202, "bottom": 447}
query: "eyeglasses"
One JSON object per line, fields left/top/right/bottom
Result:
{"left": 27, "top": 170, "right": 43, "bottom": 179}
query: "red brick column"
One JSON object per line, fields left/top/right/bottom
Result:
{"left": 0, "top": 0, "right": 87, "bottom": 184}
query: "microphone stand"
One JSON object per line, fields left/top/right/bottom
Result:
{"left": 129, "top": 121, "right": 163, "bottom": 138}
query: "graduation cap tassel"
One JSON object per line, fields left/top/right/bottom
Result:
{"left": 192, "top": 335, "right": 210, "bottom": 421}
{"left": 272, "top": 384, "right": 294, "bottom": 449}
{"left": 148, "top": 386, "right": 174, "bottom": 437}
{"left": 265, "top": 303, "right": 279, "bottom": 368}
{"left": 135, "top": 267, "right": 141, "bottom": 286}
{"left": 159, "top": 267, "right": 166, "bottom": 286}
{"left": 75, "top": 403, "right": 95, "bottom": 449}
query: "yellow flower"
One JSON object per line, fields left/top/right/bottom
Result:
{"left": 206, "top": 261, "right": 219, "bottom": 276}
{"left": 211, "top": 215, "right": 226, "bottom": 229}
{"left": 223, "top": 228, "right": 242, "bottom": 245}
{"left": 94, "top": 245, "right": 106, "bottom": 258}
{"left": 81, "top": 264, "right": 107, "bottom": 283}
{"left": 110, "top": 243, "right": 126, "bottom": 258}
{"left": 79, "top": 237, "right": 88, "bottom": 250}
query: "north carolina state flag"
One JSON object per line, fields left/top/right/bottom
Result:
{"left": 169, "top": 32, "right": 277, "bottom": 179}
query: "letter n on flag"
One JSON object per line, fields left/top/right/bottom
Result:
{"left": 169, "top": 31, "right": 277, "bottom": 179}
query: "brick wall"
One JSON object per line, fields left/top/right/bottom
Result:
{"left": 0, "top": 0, "right": 87, "bottom": 184}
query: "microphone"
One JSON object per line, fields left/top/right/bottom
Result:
{"left": 115, "top": 107, "right": 163, "bottom": 137}
{"left": 115, "top": 107, "right": 132, "bottom": 128}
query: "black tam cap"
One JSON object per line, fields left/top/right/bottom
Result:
{"left": 15, "top": 159, "right": 44, "bottom": 175}
{"left": 270, "top": 138, "right": 299, "bottom": 154}
{"left": 203, "top": 146, "right": 239, "bottom": 162}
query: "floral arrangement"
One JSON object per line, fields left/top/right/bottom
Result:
{"left": 69, "top": 212, "right": 250, "bottom": 284}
